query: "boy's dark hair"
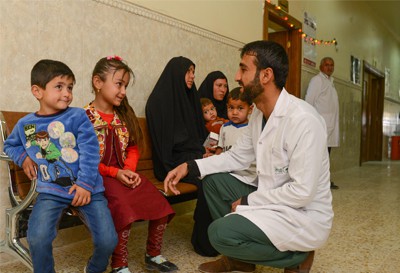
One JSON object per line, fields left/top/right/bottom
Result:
{"left": 227, "top": 87, "right": 252, "bottom": 106}
{"left": 200, "top": 97, "right": 213, "bottom": 108}
{"left": 31, "top": 59, "right": 76, "bottom": 89}
{"left": 240, "top": 40, "right": 288, "bottom": 90}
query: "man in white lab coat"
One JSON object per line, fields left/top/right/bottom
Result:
{"left": 305, "top": 57, "right": 340, "bottom": 189}
{"left": 164, "top": 40, "right": 333, "bottom": 273}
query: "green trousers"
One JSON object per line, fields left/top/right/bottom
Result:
{"left": 203, "top": 173, "right": 309, "bottom": 268}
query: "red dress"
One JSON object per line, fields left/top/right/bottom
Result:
{"left": 98, "top": 113, "right": 175, "bottom": 231}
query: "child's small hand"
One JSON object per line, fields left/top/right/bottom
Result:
{"left": 21, "top": 156, "right": 38, "bottom": 180}
{"left": 206, "top": 146, "right": 216, "bottom": 153}
{"left": 116, "top": 169, "right": 141, "bottom": 189}
{"left": 203, "top": 147, "right": 215, "bottom": 158}
{"left": 69, "top": 184, "right": 91, "bottom": 207}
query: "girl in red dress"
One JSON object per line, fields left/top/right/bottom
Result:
{"left": 85, "top": 56, "right": 177, "bottom": 273}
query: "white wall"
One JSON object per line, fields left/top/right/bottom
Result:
{"left": 131, "top": 0, "right": 264, "bottom": 43}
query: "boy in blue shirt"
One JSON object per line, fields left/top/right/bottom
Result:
{"left": 4, "top": 59, "right": 117, "bottom": 273}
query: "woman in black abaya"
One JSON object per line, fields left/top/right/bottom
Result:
{"left": 145, "top": 56, "right": 218, "bottom": 257}
{"left": 198, "top": 71, "right": 229, "bottom": 119}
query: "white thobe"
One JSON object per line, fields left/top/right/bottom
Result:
{"left": 305, "top": 72, "right": 340, "bottom": 147}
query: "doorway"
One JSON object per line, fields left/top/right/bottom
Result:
{"left": 360, "top": 61, "right": 385, "bottom": 164}
{"left": 263, "top": 1, "right": 302, "bottom": 97}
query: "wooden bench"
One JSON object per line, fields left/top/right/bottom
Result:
{"left": 136, "top": 117, "right": 198, "bottom": 203}
{"left": 0, "top": 110, "right": 197, "bottom": 271}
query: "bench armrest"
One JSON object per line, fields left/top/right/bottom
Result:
{"left": 0, "top": 151, "right": 12, "bottom": 162}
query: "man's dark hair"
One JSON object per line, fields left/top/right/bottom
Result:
{"left": 31, "top": 59, "right": 75, "bottom": 88}
{"left": 228, "top": 87, "right": 252, "bottom": 106}
{"left": 240, "top": 40, "right": 288, "bottom": 89}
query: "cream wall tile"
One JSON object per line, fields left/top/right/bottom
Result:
{"left": 0, "top": 0, "right": 242, "bottom": 116}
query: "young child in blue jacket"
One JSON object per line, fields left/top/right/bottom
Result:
{"left": 4, "top": 59, "right": 117, "bottom": 273}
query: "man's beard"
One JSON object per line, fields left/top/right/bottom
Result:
{"left": 242, "top": 73, "right": 263, "bottom": 102}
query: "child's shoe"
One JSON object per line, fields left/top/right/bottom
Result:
{"left": 109, "top": 266, "right": 131, "bottom": 273}
{"left": 145, "top": 254, "right": 178, "bottom": 272}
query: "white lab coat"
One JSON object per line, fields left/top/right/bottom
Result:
{"left": 196, "top": 89, "right": 333, "bottom": 252}
{"left": 305, "top": 72, "right": 340, "bottom": 147}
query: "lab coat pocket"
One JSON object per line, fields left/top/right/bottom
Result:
{"left": 271, "top": 147, "right": 289, "bottom": 175}
{"left": 271, "top": 146, "right": 290, "bottom": 188}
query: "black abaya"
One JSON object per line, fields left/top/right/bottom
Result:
{"left": 145, "top": 56, "right": 218, "bottom": 257}
{"left": 146, "top": 56, "right": 207, "bottom": 181}
{"left": 198, "top": 71, "right": 229, "bottom": 119}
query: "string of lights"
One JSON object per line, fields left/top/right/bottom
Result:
{"left": 266, "top": 0, "right": 338, "bottom": 47}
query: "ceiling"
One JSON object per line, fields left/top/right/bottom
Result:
{"left": 367, "top": 1, "right": 400, "bottom": 42}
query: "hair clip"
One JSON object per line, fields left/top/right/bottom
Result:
{"left": 106, "top": 55, "right": 123, "bottom": 61}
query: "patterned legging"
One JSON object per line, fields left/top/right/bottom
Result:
{"left": 111, "top": 216, "right": 169, "bottom": 268}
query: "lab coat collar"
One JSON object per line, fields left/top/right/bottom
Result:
{"left": 271, "top": 88, "right": 291, "bottom": 118}
{"left": 258, "top": 88, "right": 290, "bottom": 139}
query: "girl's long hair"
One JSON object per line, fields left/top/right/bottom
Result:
{"left": 92, "top": 57, "right": 143, "bottom": 149}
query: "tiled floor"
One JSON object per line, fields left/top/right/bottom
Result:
{"left": 1, "top": 161, "right": 399, "bottom": 273}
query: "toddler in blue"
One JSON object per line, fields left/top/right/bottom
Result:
{"left": 4, "top": 59, "right": 117, "bottom": 273}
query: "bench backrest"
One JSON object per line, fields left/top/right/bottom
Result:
{"left": 136, "top": 117, "right": 156, "bottom": 178}
{"left": 2, "top": 111, "right": 30, "bottom": 200}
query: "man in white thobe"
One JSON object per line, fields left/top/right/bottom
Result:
{"left": 305, "top": 57, "right": 340, "bottom": 189}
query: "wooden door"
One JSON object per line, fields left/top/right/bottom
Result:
{"left": 360, "top": 62, "right": 384, "bottom": 163}
{"left": 263, "top": 1, "right": 302, "bottom": 97}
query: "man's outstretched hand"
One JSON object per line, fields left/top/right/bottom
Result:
{"left": 163, "top": 163, "right": 189, "bottom": 195}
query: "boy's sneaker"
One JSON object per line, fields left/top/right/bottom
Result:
{"left": 109, "top": 266, "right": 131, "bottom": 273}
{"left": 145, "top": 254, "right": 178, "bottom": 272}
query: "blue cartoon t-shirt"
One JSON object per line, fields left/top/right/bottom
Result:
{"left": 4, "top": 107, "right": 104, "bottom": 199}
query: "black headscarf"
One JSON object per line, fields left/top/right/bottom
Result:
{"left": 145, "top": 56, "right": 207, "bottom": 181}
{"left": 198, "top": 71, "right": 229, "bottom": 119}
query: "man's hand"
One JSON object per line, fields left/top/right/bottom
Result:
{"left": 69, "top": 185, "right": 91, "bottom": 207}
{"left": 116, "top": 169, "right": 141, "bottom": 188}
{"left": 163, "top": 163, "right": 189, "bottom": 195}
{"left": 22, "top": 156, "right": 38, "bottom": 180}
{"left": 231, "top": 198, "right": 242, "bottom": 212}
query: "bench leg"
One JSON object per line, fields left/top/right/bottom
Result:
{"left": 0, "top": 181, "right": 38, "bottom": 271}
{"left": 0, "top": 206, "right": 33, "bottom": 271}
